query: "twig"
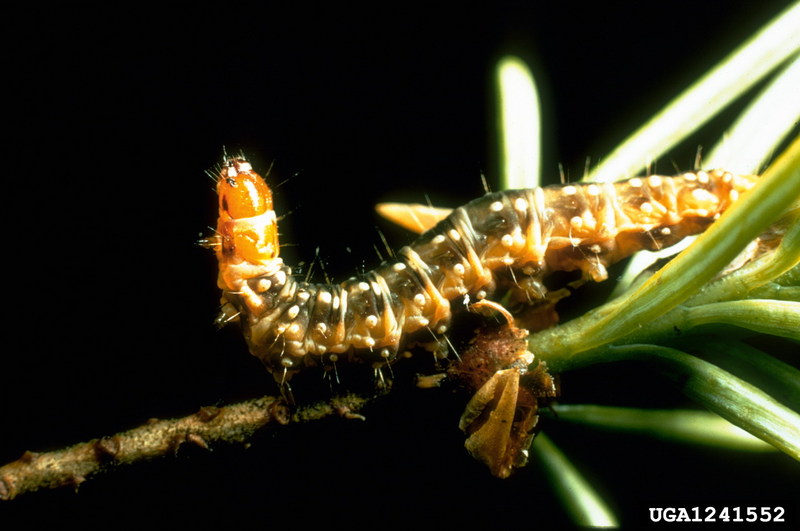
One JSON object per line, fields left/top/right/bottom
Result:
{"left": 0, "top": 393, "right": 369, "bottom": 501}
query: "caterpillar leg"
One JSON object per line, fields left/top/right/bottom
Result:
{"left": 272, "top": 366, "right": 297, "bottom": 406}
{"left": 214, "top": 301, "right": 241, "bottom": 327}
{"left": 373, "top": 365, "right": 392, "bottom": 391}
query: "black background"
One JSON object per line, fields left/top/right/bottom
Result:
{"left": 3, "top": 2, "right": 798, "bottom": 527}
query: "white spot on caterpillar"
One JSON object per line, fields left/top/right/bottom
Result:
{"left": 490, "top": 201, "right": 503, "bottom": 212}
{"left": 432, "top": 234, "right": 446, "bottom": 245}
{"left": 453, "top": 263, "right": 466, "bottom": 275}
{"left": 562, "top": 185, "right": 577, "bottom": 196}
{"left": 287, "top": 305, "right": 300, "bottom": 319}
{"left": 280, "top": 357, "right": 293, "bottom": 368}
{"left": 587, "top": 184, "right": 600, "bottom": 196}
{"left": 315, "top": 322, "right": 328, "bottom": 334}
{"left": 255, "top": 278, "right": 271, "bottom": 292}
{"left": 660, "top": 227, "right": 671, "bottom": 235}
{"left": 274, "top": 270, "right": 287, "bottom": 285}
{"left": 648, "top": 175, "right": 662, "bottom": 187}
{"left": 628, "top": 178, "right": 643, "bottom": 188}
{"left": 392, "top": 262, "right": 406, "bottom": 272}
{"left": 296, "top": 291, "right": 310, "bottom": 303}
{"left": 288, "top": 323, "right": 301, "bottom": 335}
{"left": 413, "top": 293, "right": 426, "bottom": 307}
{"left": 319, "top": 291, "right": 332, "bottom": 304}
{"left": 640, "top": 202, "right": 654, "bottom": 214}
{"left": 697, "top": 171, "right": 709, "bottom": 184}
{"left": 358, "top": 282, "right": 370, "bottom": 291}
{"left": 514, "top": 198, "right": 528, "bottom": 211}
{"left": 448, "top": 229, "right": 461, "bottom": 241}
{"left": 365, "top": 314, "right": 378, "bottom": 328}
{"left": 501, "top": 234, "right": 514, "bottom": 247}
{"left": 684, "top": 173, "right": 697, "bottom": 181}
{"left": 729, "top": 189, "right": 739, "bottom": 202}
{"left": 692, "top": 188, "right": 717, "bottom": 205}
{"left": 570, "top": 216, "right": 583, "bottom": 230}
{"left": 436, "top": 325, "right": 447, "bottom": 334}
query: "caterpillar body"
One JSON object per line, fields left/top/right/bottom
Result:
{"left": 209, "top": 157, "right": 756, "bottom": 380}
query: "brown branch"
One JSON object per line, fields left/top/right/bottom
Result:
{"left": 0, "top": 323, "right": 543, "bottom": 500}
{"left": 0, "top": 393, "right": 370, "bottom": 501}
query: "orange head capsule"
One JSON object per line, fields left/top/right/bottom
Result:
{"left": 216, "top": 157, "right": 280, "bottom": 264}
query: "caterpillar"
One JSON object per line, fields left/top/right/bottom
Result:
{"left": 207, "top": 156, "right": 757, "bottom": 382}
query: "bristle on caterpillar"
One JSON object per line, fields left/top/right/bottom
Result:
{"left": 208, "top": 156, "right": 757, "bottom": 380}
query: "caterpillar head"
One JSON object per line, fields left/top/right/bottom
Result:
{"left": 216, "top": 157, "right": 280, "bottom": 264}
